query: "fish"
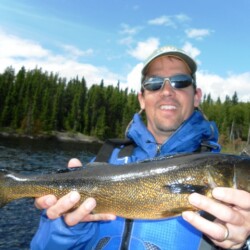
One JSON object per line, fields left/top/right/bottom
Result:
{"left": 0, "top": 152, "right": 250, "bottom": 219}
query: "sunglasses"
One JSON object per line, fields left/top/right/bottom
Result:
{"left": 142, "top": 74, "right": 195, "bottom": 91}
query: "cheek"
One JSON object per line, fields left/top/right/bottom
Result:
{"left": 178, "top": 91, "right": 196, "bottom": 114}
{"left": 145, "top": 96, "right": 158, "bottom": 112}
{"left": 138, "top": 92, "right": 157, "bottom": 110}
{"left": 182, "top": 88, "right": 199, "bottom": 105}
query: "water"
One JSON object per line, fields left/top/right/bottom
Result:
{"left": 0, "top": 136, "right": 101, "bottom": 250}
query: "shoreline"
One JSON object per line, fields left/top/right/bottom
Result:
{"left": 0, "top": 131, "right": 103, "bottom": 144}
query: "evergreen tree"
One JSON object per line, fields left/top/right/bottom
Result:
{"left": 11, "top": 67, "right": 27, "bottom": 129}
{"left": 232, "top": 91, "right": 238, "bottom": 105}
{"left": 0, "top": 67, "right": 16, "bottom": 127}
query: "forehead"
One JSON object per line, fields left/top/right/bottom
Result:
{"left": 145, "top": 55, "right": 191, "bottom": 76}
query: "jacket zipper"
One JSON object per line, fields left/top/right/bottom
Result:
{"left": 156, "top": 144, "right": 161, "bottom": 155}
{"left": 120, "top": 219, "right": 133, "bottom": 250}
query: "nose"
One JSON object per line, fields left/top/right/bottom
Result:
{"left": 160, "top": 80, "right": 175, "bottom": 96}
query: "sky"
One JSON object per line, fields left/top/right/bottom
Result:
{"left": 0, "top": 0, "right": 250, "bottom": 101}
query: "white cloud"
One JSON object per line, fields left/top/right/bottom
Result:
{"left": 126, "top": 62, "right": 143, "bottom": 92}
{"left": 119, "top": 23, "right": 141, "bottom": 46}
{"left": 55, "top": 61, "right": 121, "bottom": 86}
{"left": 175, "top": 14, "right": 191, "bottom": 22}
{"left": 120, "top": 23, "right": 141, "bottom": 36}
{"left": 182, "top": 42, "right": 201, "bottom": 63}
{"left": 197, "top": 71, "right": 250, "bottom": 102}
{"left": 119, "top": 36, "right": 134, "bottom": 46}
{"left": 60, "top": 44, "right": 93, "bottom": 59}
{"left": 0, "top": 29, "right": 49, "bottom": 58}
{"left": 148, "top": 16, "right": 175, "bottom": 27}
{"left": 185, "top": 28, "right": 212, "bottom": 40}
{"left": 128, "top": 37, "right": 159, "bottom": 61}
{"left": 0, "top": 29, "right": 119, "bottom": 87}
{"left": 148, "top": 14, "right": 190, "bottom": 28}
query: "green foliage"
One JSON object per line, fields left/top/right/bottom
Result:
{"left": 0, "top": 66, "right": 139, "bottom": 139}
{"left": 200, "top": 91, "right": 250, "bottom": 143}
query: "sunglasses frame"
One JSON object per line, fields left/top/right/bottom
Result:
{"left": 142, "top": 74, "right": 195, "bottom": 91}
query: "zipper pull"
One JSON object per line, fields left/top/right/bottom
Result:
{"left": 156, "top": 143, "right": 162, "bottom": 155}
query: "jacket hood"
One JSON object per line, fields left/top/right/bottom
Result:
{"left": 126, "top": 110, "right": 220, "bottom": 158}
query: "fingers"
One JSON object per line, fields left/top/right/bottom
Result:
{"left": 182, "top": 211, "right": 246, "bottom": 249}
{"left": 46, "top": 191, "right": 80, "bottom": 219}
{"left": 187, "top": 193, "right": 244, "bottom": 225}
{"left": 34, "top": 195, "right": 57, "bottom": 209}
{"left": 68, "top": 158, "right": 82, "bottom": 168}
{"left": 64, "top": 197, "right": 96, "bottom": 226}
{"left": 83, "top": 213, "right": 116, "bottom": 223}
{"left": 44, "top": 192, "right": 116, "bottom": 226}
{"left": 213, "top": 187, "right": 250, "bottom": 210}
{"left": 64, "top": 197, "right": 116, "bottom": 226}
{"left": 183, "top": 191, "right": 250, "bottom": 249}
{"left": 182, "top": 211, "right": 228, "bottom": 241}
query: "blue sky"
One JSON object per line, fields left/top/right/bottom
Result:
{"left": 0, "top": 0, "right": 250, "bottom": 101}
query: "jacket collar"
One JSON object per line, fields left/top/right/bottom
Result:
{"left": 126, "top": 110, "right": 220, "bottom": 158}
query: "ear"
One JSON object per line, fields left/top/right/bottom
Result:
{"left": 138, "top": 92, "right": 145, "bottom": 110}
{"left": 194, "top": 88, "right": 202, "bottom": 108}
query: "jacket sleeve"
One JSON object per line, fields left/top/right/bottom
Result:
{"left": 30, "top": 211, "right": 98, "bottom": 250}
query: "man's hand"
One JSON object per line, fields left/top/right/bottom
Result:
{"left": 34, "top": 158, "right": 116, "bottom": 226}
{"left": 183, "top": 187, "right": 250, "bottom": 249}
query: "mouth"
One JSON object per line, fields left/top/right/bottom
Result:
{"left": 160, "top": 105, "right": 177, "bottom": 110}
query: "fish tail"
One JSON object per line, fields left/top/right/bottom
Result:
{"left": 0, "top": 169, "right": 11, "bottom": 208}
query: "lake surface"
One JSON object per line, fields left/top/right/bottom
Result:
{"left": 0, "top": 136, "right": 101, "bottom": 250}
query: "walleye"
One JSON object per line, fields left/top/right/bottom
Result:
{"left": 0, "top": 152, "right": 249, "bottom": 219}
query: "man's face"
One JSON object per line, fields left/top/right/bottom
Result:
{"left": 138, "top": 56, "right": 202, "bottom": 143}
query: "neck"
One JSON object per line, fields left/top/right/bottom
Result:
{"left": 154, "top": 130, "right": 175, "bottom": 144}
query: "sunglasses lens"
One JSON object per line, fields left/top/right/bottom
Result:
{"left": 143, "top": 75, "right": 193, "bottom": 91}
{"left": 143, "top": 77, "right": 164, "bottom": 91}
{"left": 171, "top": 75, "right": 193, "bottom": 89}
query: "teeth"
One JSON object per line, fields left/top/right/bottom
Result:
{"left": 160, "top": 105, "right": 176, "bottom": 110}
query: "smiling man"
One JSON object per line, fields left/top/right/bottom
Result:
{"left": 139, "top": 52, "right": 202, "bottom": 144}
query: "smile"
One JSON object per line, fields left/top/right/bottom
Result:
{"left": 160, "top": 105, "right": 177, "bottom": 110}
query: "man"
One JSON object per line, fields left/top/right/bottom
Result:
{"left": 31, "top": 46, "right": 250, "bottom": 249}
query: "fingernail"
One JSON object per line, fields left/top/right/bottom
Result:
{"left": 84, "top": 198, "right": 96, "bottom": 211}
{"left": 188, "top": 193, "right": 201, "bottom": 206}
{"left": 107, "top": 214, "right": 116, "bottom": 220}
{"left": 182, "top": 211, "right": 194, "bottom": 221}
{"left": 69, "top": 191, "right": 80, "bottom": 203}
{"left": 212, "top": 187, "right": 224, "bottom": 199}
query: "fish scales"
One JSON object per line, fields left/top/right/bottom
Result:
{"left": 0, "top": 152, "right": 249, "bottom": 219}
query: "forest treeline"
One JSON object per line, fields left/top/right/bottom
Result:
{"left": 0, "top": 66, "right": 250, "bottom": 145}
{"left": 0, "top": 66, "right": 140, "bottom": 139}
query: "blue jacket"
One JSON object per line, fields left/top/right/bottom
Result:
{"left": 31, "top": 110, "right": 221, "bottom": 250}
